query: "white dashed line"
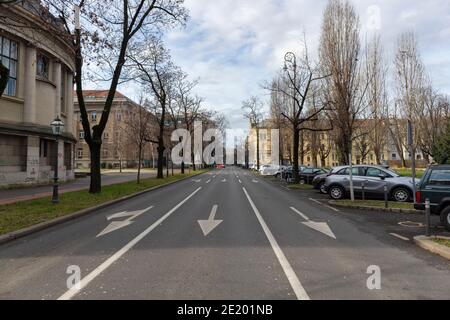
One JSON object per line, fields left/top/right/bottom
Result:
{"left": 309, "top": 198, "right": 340, "bottom": 212}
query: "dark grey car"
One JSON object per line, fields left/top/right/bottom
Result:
{"left": 324, "top": 165, "right": 415, "bottom": 202}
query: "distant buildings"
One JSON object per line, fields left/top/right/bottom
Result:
{"left": 247, "top": 119, "right": 428, "bottom": 168}
{"left": 0, "top": 2, "right": 76, "bottom": 187}
{"left": 74, "top": 90, "right": 157, "bottom": 170}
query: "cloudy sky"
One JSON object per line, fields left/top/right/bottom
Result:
{"left": 124, "top": 0, "right": 450, "bottom": 129}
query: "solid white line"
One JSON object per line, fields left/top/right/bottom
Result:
{"left": 206, "top": 179, "right": 211, "bottom": 184}
{"left": 309, "top": 198, "right": 340, "bottom": 212}
{"left": 58, "top": 187, "right": 203, "bottom": 300}
{"left": 390, "top": 233, "right": 410, "bottom": 241}
{"left": 290, "top": 207, "right": 310, "bottom": 221}
{"left": 242, "top": 188, "right": 310, "bottom": 300}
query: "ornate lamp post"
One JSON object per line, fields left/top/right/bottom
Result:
{"left": 51, "top": 117, "right": 64, "bottom": 204}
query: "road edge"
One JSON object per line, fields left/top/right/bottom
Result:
{"left": 414, "top": 235, "right": 450, "bottom": 260}
{"left": 329, "top": 200, "right": 421, "bottom": 214}
{"left": 0, "top": 171, "right": 207, "bottom": 246}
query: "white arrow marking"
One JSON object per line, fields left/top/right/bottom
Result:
{"left": 253, "top": 179, "right": 259, "bottom": 183}
{"left": 97, "top": 206, "right": 154, "bottom": 238}
{"left": 290, "top": 207, "right": 336, "bottom": 239}
{"left": 198, "top": 205, "right": 223, "bottom": 237}
{"left": 192, "top": 179, "right": 202, "bottom": 183}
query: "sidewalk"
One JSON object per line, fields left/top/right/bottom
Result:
{"left": 0, "top": 170, "right": 161, "bottom": 205}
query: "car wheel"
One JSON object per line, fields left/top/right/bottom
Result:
{"left": 329, "top": 185, "right": 345, "bottom": 200}
{"left": 441, "top": 206, "right": 450, "bottom": 232}
{"left": 392, "top": 187, "right": 411, "bottom": 203}
{"left": 300, "top": 179, "right": 306, "bottom": 185}
{"left": 319, "top": 182, "right": 328, "bottom": 194}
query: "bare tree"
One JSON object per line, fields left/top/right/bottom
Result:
{"left": 129, "top": 38, "right": 178, "bottom": 179}
{"left": 365, "top": 35, "right": 389, "bottom": 164}
{"left": 271, "top": 38, "right": 330, "bottom": 183}
{"left": 242, "top": 96, "right": 265, "bottom": 171}
{"left": 125, "top": 97, "right": 154, "bottom": 183}
{"left": 319, "top": 0, "right": 369, "bottom": 166}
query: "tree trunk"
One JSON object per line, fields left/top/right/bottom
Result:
{"left": 89, "top": 142, "right": 102, "bottom": 193}
{"left": 256, "top": 127, "right": 260, "bottom": 171}
{"left": 137, "top": 142, "right": 142, "bottom": 184}
{"left": 181, "top": 161, "right": 185, "bottom": 174}
{"left": 293, "top": 127, "right": 300, "bottom": 184}
{"left": 157, "top": 138, "right": 165, "bottom": 179}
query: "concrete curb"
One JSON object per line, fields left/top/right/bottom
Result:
{"left": 414, "top": 236, "right": 450, "bottom": 260}
{"left": 0, "top": 171, "right": 206, "bottom": 246}
{"left": 329, "top": 200, "right": 422, "bottom": 214}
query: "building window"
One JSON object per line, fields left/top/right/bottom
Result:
{"left": 36, "top": 54, "right": 50, "bottom": 80}
{"left": 79, "top": 131, "right": 85, "bottom": 140}
{"left": 39, "top": 139, "right": 48, "bottom": 158}
{"left": 417, "top": 154, "right": 422, "bottom": 160}
{"left": 116, "top": 112, "right": 122, "bottom": 121}
{"left": 392, "top": 153, "right": 397, "bottom": 159}
{"left": 103, "top": 149, "right": 109, "bottom": 158}
{"left": 103, "top": 132, "right": 109, "bottom": 140}
{"left": 77, "top": 149, "right": 83, "bottom": 159}
{"left": 0, "top": 36, "right": 18, "bottom": 97}
{"left": 61, "top": 69, "right": 67, "bottom": 113}
{"left": 92, "top": 112, "right": 97, "bottom": 122}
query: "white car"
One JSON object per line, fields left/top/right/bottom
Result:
{"left": 260, "top": 165, "right": 281, "bottom": 176}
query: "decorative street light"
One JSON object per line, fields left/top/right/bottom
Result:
{"left": 51, "top": 117, "right": 64, "bottom": 204}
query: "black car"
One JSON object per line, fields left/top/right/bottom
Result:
{"left": 298, "top": 168, "right": 328, "bottom": 185}
{"left": 415, "top": 164, "right": 450, "bottom": 231}
{"left": 312, "top": 167, "right": 339, "bottom": 194}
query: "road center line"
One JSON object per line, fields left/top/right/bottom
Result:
{"left": 242, "top": 188, "right": 310, "bottom": 300}
{"left": 58, "top": 187, "right": 203, "bottom": 301}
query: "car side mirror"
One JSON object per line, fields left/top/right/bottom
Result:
{"left": 379, "top": 174, "right": 387, "bottom": 181}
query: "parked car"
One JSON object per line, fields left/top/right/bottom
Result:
{"left": 284, "top": 166, "right": 307, "bottom": 183}
{"left": 324, "top": 165, "right": 415, "bottom": 202}
{"left": 313, "top": 168, "right": 340, "bottom": 194}
{"left": 260, "top": 165, "right": 281, "bottom": 176}
{"left": 414, "top": 165, "right": 450, "bottom": 231}
{"left": 298, "top": 168, "right": 329, "bottom": 185}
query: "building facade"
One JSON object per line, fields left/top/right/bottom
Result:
{"left": 74, "top": 90, "right": 157, "bottom": 170}
{"left": 0, "top": 2, "right": 76, "bottom": 187}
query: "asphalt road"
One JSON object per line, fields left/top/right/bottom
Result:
{"left": 0, "top": 167, "right": 449, "bottom": 300}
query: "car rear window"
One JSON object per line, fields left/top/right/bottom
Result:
{"left": 428, "top": 170, "right": 450, "bottom": 186}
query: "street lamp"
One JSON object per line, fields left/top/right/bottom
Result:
{"left": 51, "top": 116, "right": 64, "bottom": 204}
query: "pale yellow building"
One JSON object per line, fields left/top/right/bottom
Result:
{"left": 0, "top": 2, "right": 76, "bottom": 187}
{"left": 74, "top": 90, "right": 157, "bottom": 170}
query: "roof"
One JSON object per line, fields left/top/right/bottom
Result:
{"left": 77, "top": 90, "right": 127, "bottom": 99}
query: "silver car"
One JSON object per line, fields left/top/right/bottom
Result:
{"left": 324, "top": 165, "right": 415, "bottom": 202}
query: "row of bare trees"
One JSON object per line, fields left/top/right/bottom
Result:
{"left": 249, "top": 0, "right": 449, "bottom": 185}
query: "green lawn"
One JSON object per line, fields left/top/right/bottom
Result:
{"left": 0, "top": 170, "right": 207, "bottom": 236}
{"left": 394, "top": 168, "right": 425, "bottom": 179}
{"left": 433, "top": 238, "right": 450, "bottom": 248}
{"left": 288, "top": 184, "right": 314, "bottom": 190}
{"left": 335, "top": 200, "right": 414, "bottom": 210}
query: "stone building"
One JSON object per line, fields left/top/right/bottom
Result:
{"left": 74, "top": 90, "right": 157, "bottom": 170}
{"left": 0, "top": 1, "right": 76, "bottom": 187}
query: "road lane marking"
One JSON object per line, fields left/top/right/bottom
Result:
{"left": 290, "top": 207, "right": 310, "bottom": 221}
{"left": 309, "top": 198, "right": 340, "bottom": 212}
{"left": 390, "top": 233, "right": 410, "bottom": 241}
{"left": 97, "top": 206, "right": 154, "bottom": 237}
{"left": 242, "top": 188, "right": 310, "bottom": 300}
{"left": 239, "top": 180, "right": 242, "bottom": 184}
{"left": 58, "top": 187, "right": 203, "bottom": 300}
{"left": 290, "top": 207, "right": 337, "bottom": 239}
{"left": 206, "top": 179, "right": 211, "bottom": 184}
{"left": 198, "top": 205, "right": 223, "bottom": 236}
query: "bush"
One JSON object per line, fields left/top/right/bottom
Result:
{"left": 432, "top": 122, "right": 450, "bottom": 164}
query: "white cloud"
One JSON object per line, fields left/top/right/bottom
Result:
{"left": 159, "top": 0, "right": 450, "bottom": 129}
